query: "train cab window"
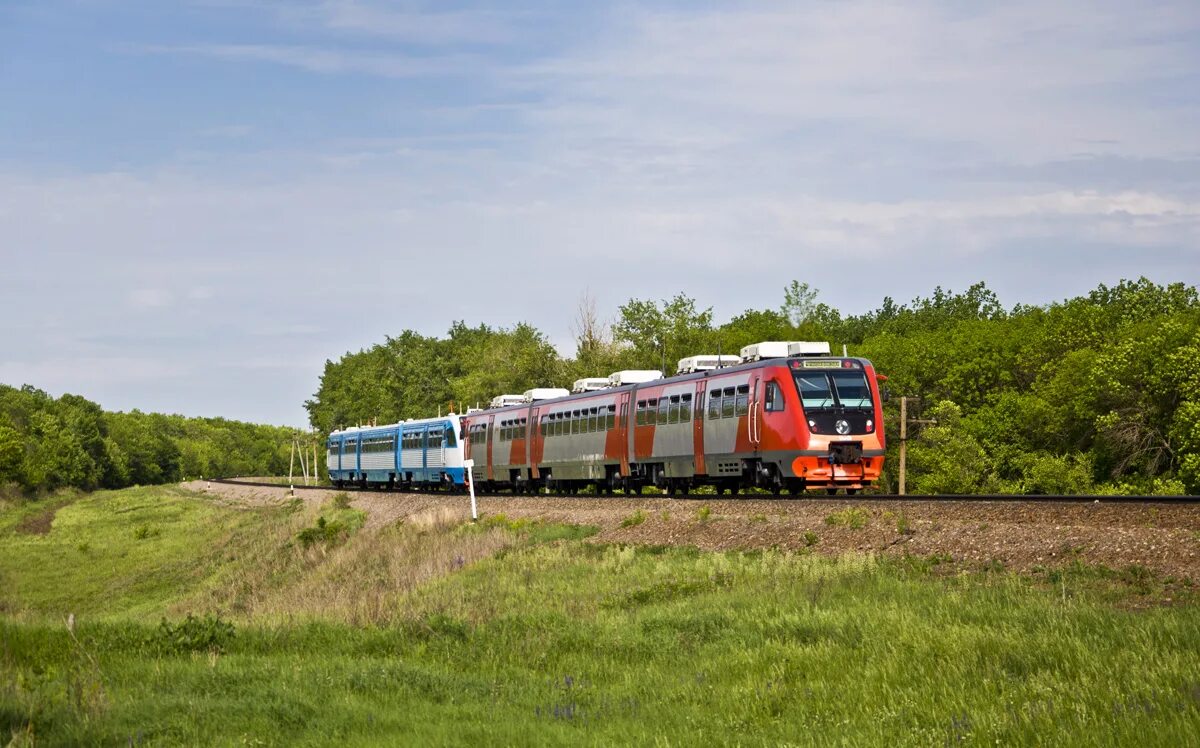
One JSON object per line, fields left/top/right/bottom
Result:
{"left": 765, "top": 381, "right": 784, "bottom": 412}
{"left": 444, "top": 426, "right": 456, "bottom": 447}
{"left": 708, "top": 390, "right": 721, "bottom": 419}
{"left": 668, "top": 395, "right": 680, "bottom": 424}
{"left": 606, "top": 404, "right": 616, "bottom": 430}
{"left": 735, "top": 384, "right": 750, "bottom": 416}
{"left": 681, "top": 393, "right": 693, "bottom": 421}
{"left": 722, "top": 387, "right": 736, "bottom": 418}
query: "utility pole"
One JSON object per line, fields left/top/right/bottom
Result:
{"left": 897, "top": 396, "right": 935, "bottom": 496}
{"left": 899, "top": 397, "right": 907, "bottom": 496}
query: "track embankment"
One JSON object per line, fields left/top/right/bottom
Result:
{"left": 186, "top": 481, "right": 1200, "bottom": 582}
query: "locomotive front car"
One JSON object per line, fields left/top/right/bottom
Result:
{"left": 753, "top": 356, "right": 886, "bottom": 493}
{"left": 327, "top": 415, "right": 465, "bottom": 489}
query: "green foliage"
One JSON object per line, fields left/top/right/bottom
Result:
{"left": 695, "top": 505, "right": 712, "bottom": 522}
{"left": 0, "top": 384, "right": 293, "bottom": 493}
{"left": 148, "top": 614, "right": 235, "bottom": 654}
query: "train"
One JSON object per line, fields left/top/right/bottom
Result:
{"left": 326, "top": 341, "right": 887, "bottom": 495}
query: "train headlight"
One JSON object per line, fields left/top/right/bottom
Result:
{"left": 866, "top": 419, "right": 874, "bottom": 432}
{"left": 808, "top": 419, "right": 818, "bottom": 432}
{"left": 835, "top": 419, "right": 850, "bottom": 435}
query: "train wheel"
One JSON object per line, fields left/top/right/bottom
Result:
{"left": 826, "top": 488, "right": 838, "bottom": 495}
{"left": 846, "top": 488, "right": 860, "bottom": 496}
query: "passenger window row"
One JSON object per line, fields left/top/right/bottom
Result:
{"left": 499, "top": 417, "right": 528, "bottom": 442}
{"left": 635, "top": 393, "right": 694, "bottom": 426}
{"left": 539, "top": 404, "right": 616, "bottom": 437}
{"left": 707, "top": 384, "right": 751, "bottom": 419}
{"left": 361, "top": 437, "right": 395, "bottom": 454}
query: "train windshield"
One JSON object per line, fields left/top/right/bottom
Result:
{"left": 792, "top": 370, "right": 873, "bottom": 410}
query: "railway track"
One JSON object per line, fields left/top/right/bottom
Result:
{"left": 208, "top": 478, "right": 1200, "bottom": 504}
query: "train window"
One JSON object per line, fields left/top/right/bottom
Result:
{"left": 708, "top": 391, "right": 721, "bottom": 419}
{"left": 735, "top": 384, "right": 750, "bottom": 416}
{"left": 606, "top": 404, "right": 616, "bottom": 430}
{"left": 765, "top": 382, "right": 784, "bottom": 412}
{"left": 668, "top": 395, "right": 680, "bottom": 423}
{"left": 681, "top": 393, "right": 693, "bottom": 421}
{"left": 587, "top": 407, "right": 597, "bottom": 432}
{"left": 722, "top": 387, "right": 736, "bottom": 418}
{"left": 636, "top": 400, "right": 647, "bottom": 426}
{"left": 445, "top": 426, "right": 456, "bottom": 447}
{"left": 657, "top": 397, "right": 668, "bottom": 424}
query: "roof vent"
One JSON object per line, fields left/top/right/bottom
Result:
{"left": 522, "top": 387, "right": 570, "bottom": 402}
{"left": 787, "top": 341, "right": 832, "bottom": 357}
{"left": 607, "top": 370, "right": 663, "bottom": 387}
{"left": 488, "top": 394, "right": 526, "bottom": 409}
{"left": 740, "top": 341, "right": 831, "bottom": 362}
{"left": 572, "top": 377, "right": 611, "bottom": 393}
{"left": 677, "top": 355, "right": 740, "bottom": 374}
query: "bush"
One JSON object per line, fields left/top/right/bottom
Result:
{"left": 297, "top": 516, "right": 351, "bottom": 549}
{"left": 696, "top": 506, "right": 712, "bottom": 523}
{"left": 148, "top": 614, "right": 235, "bottom": 654}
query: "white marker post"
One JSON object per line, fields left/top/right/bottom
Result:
{"left": 463, "top": 459, "right": 477, "bottom": 521}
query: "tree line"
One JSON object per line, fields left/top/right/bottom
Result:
{"left": 0, "top": 384, "right": 294, "bottom": 493}
{"left": 307, "top": 277, "right": 1200, "bottom": 495}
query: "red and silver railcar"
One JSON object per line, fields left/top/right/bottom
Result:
{"left": 461, "top": 345, "right": 886, "bottom": 495}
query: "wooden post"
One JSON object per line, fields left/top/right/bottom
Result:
{"left": 898, "top": 396, "right": 907, "bottom": 496}
{"left": 313, "top": 436, "right": 319, "bottom": 486}
{"left": 288, "top": 437, "right": 296, "bottom": 495}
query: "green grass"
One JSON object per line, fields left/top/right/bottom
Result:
{"left": 2, "top": 486, "right": 1199, "bottom": 746}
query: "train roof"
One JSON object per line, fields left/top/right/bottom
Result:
{"left": 463, "top": 356, "right": 875, "bottom": 419}
{"left": 330, "top": 414, "right": 460, "bottom": 438}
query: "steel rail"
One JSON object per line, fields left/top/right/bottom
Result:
{"left": 207, "top": 478, "right": 1200, "bottom": 504}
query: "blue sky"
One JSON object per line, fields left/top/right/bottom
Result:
{"left": 1, "top": 0, "right": 1198, "bottom": 427}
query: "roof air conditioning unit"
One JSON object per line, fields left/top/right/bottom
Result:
{"left": 572, "top": 377, "right": 611, "bottom": 393}
{"left": 488, "top": 394, "right": 526, "bottom": 408}
{"left": 522, "top": 387, "right": 570, "bottom": 402}
{"left": 607, "top": 370, "right": 663, "bottom": 387}
{"left": 739, "top": 341, "right": 792, "bottom": 362}
{"left": 677, "top": 355, "right": 740, "bottom": 374}
{"left": 787, "top": 341, "right": 832, "bottom": 357}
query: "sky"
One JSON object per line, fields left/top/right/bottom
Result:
{"left": 1, "top": 0, "right": 1198, "bottom": 427}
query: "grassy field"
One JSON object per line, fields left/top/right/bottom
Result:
{"left": 1, "top": 488, "right": 1198, "bottom": 746}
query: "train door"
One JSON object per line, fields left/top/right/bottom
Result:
{"left": 749, "top": 373, "right": 762, "bottom": 452}
{"left": 617, "top": 391, "right": 631, "bottom": 476}
{"left": 485, "top": 414, "right": 495, "bottom": 481}
{"left": 529, "top": 406, "right": 541, "bottom": 479}
{"left": 693, "top": 380, "right": 707, "bottom": 475}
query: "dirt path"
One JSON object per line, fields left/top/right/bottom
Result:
{"left": 183, "top": 481, "right": 1200, "bottom": 580}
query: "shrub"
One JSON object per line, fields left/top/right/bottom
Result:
{"left": 696, "top": 506, "right": 712, "bottom": 523}
{"left": 330, "top": 493, "right": 352, "bottom": 510}
{"left": 148, "top": 614, "right": 235, "bottom": 654}
{"left": 297, "top": 516, "right": 351, "bottom": 549}
{"left": 803, "top": 531, "right": 819, "bottom": 547}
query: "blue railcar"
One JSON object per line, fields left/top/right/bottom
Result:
{"left": 326, "top": 415, "right": 465, "bottom": 489}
